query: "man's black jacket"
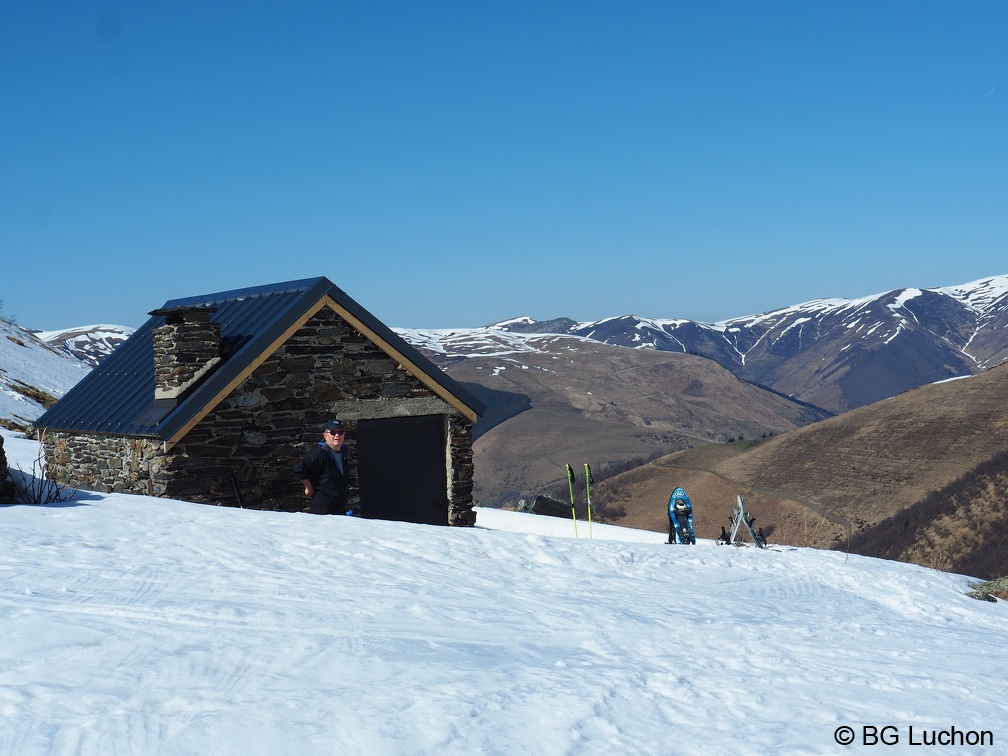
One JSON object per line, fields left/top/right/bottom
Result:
{"left": 292, "top": 441, "right": 348, "bottom": 514}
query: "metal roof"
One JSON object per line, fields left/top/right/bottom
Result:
{"left": 35, "top": 277, "right": 485, "bottom": 438}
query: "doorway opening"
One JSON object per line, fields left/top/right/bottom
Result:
{"left": 355, "top": 415, "right": 448, "bottom": 525}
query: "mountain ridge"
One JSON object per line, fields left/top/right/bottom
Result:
{"left": 31, "top": 324, "right": 134, "bottom": 367}
{"left": 401, "top": 274, "right": 1008, "bottom": 414}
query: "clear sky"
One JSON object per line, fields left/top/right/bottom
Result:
{"left": 2, "top": 2, "right": 1006, "bottom": 331}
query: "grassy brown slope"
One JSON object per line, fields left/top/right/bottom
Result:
{"left": 718, "top": 364, "right": 1008, "bottom": 538}
{"left": 848, "top": 451, "right": 1008, "bottom": 580}
{"left": 589, "top": 441, "right": 836, "bottom": 544}
{"left": 596, "top": 363, "right": 1008, "bottom": 558}
{"left": 442, "top": 339, "right": 829, "bottom": 508}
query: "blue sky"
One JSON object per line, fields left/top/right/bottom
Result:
{"left": 2, "top": 2, "right": 1006, "bottom": 331}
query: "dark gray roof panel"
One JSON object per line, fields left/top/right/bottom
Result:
{"left": 35, "top": 277, "right": 484, "bottom": 438}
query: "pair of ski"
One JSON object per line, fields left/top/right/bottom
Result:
{"left": 716, "top": 494, "right": 768, "bottom": 548}
{"left": 565, "top": 463, "right": 594, "bottom": 538}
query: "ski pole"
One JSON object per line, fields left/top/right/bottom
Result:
{"left": 566, "top": 464, "right": 578, "bottom": 538}
{"left": 584, "top": 463, "right": 594, "bottom": 539}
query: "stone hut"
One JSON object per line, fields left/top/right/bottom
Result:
{"left": 33, "top": 277, "right": 485, "bottom": 525}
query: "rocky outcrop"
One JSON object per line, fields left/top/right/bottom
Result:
{"left": 516, "top": 495, "right": 571, "bottom": 519}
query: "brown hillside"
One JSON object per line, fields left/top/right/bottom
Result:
{"left": 587, "top": 441, "right": 831, "bottom": 545}
{"left": 595, "top": 363, "right": 1008, "bottom": 571}
{"left": 443, "top": 339, "right": 829, "bottom": 508}
{"left": 847, "top": 451, "right": 1008, "bottom": 580}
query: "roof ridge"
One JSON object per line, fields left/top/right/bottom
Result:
{"left": 162, "top": 277, "right": 330, "bottom": 309}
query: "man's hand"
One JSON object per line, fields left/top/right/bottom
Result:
{"left": 301, "top": 480, "right": 315, "bottom": 497}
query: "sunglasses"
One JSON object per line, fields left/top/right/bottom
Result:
{"left": 327, "top": 429, "right": 345, "bottom": 435}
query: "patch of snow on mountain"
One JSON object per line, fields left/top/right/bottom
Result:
{"left": 890, "top": 288, "right": 923, "bottom": 311}
{"left": 0, "top": 320, "right": 91, "bottom": 427}
{"left": 487, "top": 316, "right": 537, "bottom": 328}
{"left": 34, "top": 324, "right": 134, "bottom": 367}
{"left": 396, "top": 327, "right": 592, "bottom": 359}
{"left": 934, "top": 274, "right": 1008, "bottom": 313}
{"left": 884, "top": 324, "right": 905, "bottom": 345}
{"left": 715, "top": 296, "right": 873, "bottom": 330}
{"left": 395, "top": 328, "right": 450, "bottom": 354}
{"left": 775, "top": 316, "right": 811, "bottom": 340}
{"left": 634, "top": 317, "right": 692, "bottom": 331}
{"left": 888, "top": 290, "right": 921, "bottom": 328}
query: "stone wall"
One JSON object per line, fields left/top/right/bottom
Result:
{"left": 42, "top": 432, "right": 165, "bottom": 495}
{"left": 447, "top": 415, "right": 476, "bottom": 526}
{"left": 42, "top": 306, "right": 478, "bottom": 524}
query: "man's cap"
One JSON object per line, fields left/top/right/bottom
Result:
{"left": 324, "top": 419, "right": 344, "bottom": 433}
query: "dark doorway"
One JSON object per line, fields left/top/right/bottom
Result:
{"left": 355, "top": 415, "right": 448, "bottom": 525}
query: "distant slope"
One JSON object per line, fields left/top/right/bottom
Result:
{"left": 593, "top": 363, "right": 1008, "bottom": 577}
{"left": 0, "top": 319, "right": 91, "bottom": 431}
{"left": 33, "top": 324, "right": 134, "bottom": 367}
{"left": 848, "top": 450, "right": 1008, "bottom": 580}
{"left": 435, "top": 336, "right": 830, "bottom": 508}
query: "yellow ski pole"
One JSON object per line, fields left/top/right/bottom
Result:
{"left": 566, "top": 464, "right": 578, "bottom": 538}
{"left": 584, "top": 463, "right": 594, "bottom": 538}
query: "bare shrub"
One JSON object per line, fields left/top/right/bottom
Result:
{"left": 776, "top": 514, "right": 830, "bottom": 548}
{"left": 926, "top": 550, "right": 952, "bottom": 573}
{"left": 13, "top": 437, "right": 76, "bottom": 505}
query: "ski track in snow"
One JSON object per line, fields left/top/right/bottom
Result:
{"left": 2, "top": 430, "right": 1008, "bottom": 754}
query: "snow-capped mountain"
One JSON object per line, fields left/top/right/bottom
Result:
{"left": 0, "top": 319, "right": 91, "bottom": 430}
{"left": 400, "top": 275, "right": 1008, "bottom": 413}
{"left": 32, "top": 324, "right": 134, "bottom": 367}
{"left": 3, "top": 275, "right": 1006, "bottom": 430}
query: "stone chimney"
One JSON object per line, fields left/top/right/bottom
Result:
{"left": 150, "top": 306, "right": 222, "bottom": 402}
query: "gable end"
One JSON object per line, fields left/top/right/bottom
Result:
{"left": 163, "top": 295, "right": 478, "bottom": 450}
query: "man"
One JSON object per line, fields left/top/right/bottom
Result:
{"left": 292, "top": 419, "right": 351, "bottom": 515}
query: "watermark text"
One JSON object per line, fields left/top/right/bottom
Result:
{"left": 833, "top": 725, "right": 994, "bottom": 747}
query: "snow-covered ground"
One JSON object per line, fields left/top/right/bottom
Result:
{"left": 2, "top": 429, "right": 1007, "bottom": 755}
